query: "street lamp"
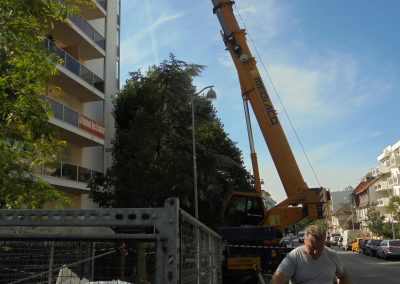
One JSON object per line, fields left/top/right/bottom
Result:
{"left": 192, "top": 85, "right": 217, "bottom": 219}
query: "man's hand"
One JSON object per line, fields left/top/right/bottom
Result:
{"left": 336, "top": 267, "right": 350, "bottom": 284}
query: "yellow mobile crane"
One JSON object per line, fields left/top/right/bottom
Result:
{"left": 210, "top": 0, "right": 330, "bottom": 278}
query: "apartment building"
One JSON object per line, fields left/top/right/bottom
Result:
{"left": 352, "top": 140, "right": 400, "bottom": 235}
{"left": 373, "top": 140, "right": 400, "bottom": 219}
{"left": 35, "top": 0, "right": 120, "bottom": 209}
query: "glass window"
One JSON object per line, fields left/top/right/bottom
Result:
{"left": 389, "top": 240, "right": 400, "bottom": 246}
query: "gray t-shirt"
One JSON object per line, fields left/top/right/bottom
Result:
{"left": 276, "top": 246, "right": 344, "bottom": 284}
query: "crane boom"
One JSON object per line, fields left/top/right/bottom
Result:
{"left": 212, "top": 0, "right": 329, "bottom": 228}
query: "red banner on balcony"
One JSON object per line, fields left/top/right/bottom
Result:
{"left": 78, "top": 114, "right": 105, "bottom": 139}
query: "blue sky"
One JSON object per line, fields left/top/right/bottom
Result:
{"left": 120, "top": 0, "right": 400, "bottom": 202}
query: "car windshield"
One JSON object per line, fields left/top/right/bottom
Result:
{"left": 371, "top": 240, "right": 381, "bottom": 245}
{"left": 389, "top": 240, "right": 400, "bottom": 246}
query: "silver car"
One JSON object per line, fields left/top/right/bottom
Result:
{"left": 376, "top": 239, "right": 400, "bottom": 260}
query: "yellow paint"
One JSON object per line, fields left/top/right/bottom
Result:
{"left": 227, "top": 257, "right": 261, "bottom": 270}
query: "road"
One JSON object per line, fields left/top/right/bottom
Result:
{"left": 226, "top": 244, "right": 400, "bottom": 284}
{"left": 333, "top": 246, "right": 400, "bottom": 284}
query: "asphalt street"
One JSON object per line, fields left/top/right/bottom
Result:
{"left": 334, "top": 246, "right": 400, "bottom": 284}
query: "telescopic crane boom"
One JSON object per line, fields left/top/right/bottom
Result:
{"left": 211, "top": 0, "right": 329, "bottom": 229}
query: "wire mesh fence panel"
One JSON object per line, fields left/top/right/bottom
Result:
{"left": 0, "top": 199, "right": 221, "bottom": 284}
{"left": 0, "top": 240, "right": 156, "bottom": 284}
{"left": 180, "top": 213, "right": 221, "bottom": 284}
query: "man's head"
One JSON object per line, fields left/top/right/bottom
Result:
{"left": 303, "top": 225, "right": 326, "bottom": 259}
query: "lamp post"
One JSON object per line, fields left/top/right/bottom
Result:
{"left": 191, "top": 85, "right": 217, "bottom": 219}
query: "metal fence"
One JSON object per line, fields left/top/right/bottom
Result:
{"left": 0, "top": 198, "right": 221, "bottom": 284}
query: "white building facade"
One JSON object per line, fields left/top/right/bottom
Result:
{"left": 35, "top": 0, "right": 120, "bottom": 209}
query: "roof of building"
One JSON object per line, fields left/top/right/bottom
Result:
{"left": 352, "top": 176, "right": 378, "bottom": 195}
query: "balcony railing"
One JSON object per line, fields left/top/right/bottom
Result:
{"left": 35, "top": 161, "right": 103, "bottom": 184}
{"left": 44, "top": 96, "right": 105, "bottom": 139}
{"left": 67, "top": 14, "right": 105, "bottom": 50}
{"left": 96, "top": 0, "right": 107, "bottom": 10}
{"left": 44, "top": 38, "right": 104, "bottom": 93}
{"left": 374, "top": 180, "right": 389, "bottom": 192}
{"left": 390, "top": 153, "right": 400, "bottom": 168}
{"left": 371, "top": 166, "right": 380, "bottom": 177}
{"left": 388, "top": 173, "right": 400, "bottom": 187}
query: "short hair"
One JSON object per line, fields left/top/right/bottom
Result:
{"left": 305, "top": 225, "right": 326, "bottom": 241}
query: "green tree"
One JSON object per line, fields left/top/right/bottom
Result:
{"left": 89, "top": 56, "right": 252, "bottom": 228}
{"left": 388, "top": 195, "right": 400, "bottom": 237}
{"left": 388, "top": 195, "right": 400, "bottom": 222}
{"left": 364, "top": 203, "right": 385, "bottom": 236}
{"left": 0, "top": 0, "right": 85, "bottom": 207}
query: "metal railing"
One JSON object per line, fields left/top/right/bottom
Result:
{"left": 0, "top": 198, "right": 221, "bottom": 284}
{"left": 44, "top": 38, "right": 104, "bottom": 93}
{"left": 44, "top": 96, "right": 105, "bottom": 136}
{"left": 68, "top": 14, "right": 105, "bottom": 50}
{"left": 96, "top": 0, "right": 107, "bottom": 10}
{"left": 34, "top": 160, "right": 103, "bottom": 183}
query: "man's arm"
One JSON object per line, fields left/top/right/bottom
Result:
{"left": 336, "top": 267, "right": 350, "bottom": 284}
{"left": 270, "top": 271, "right": 289, "bottom": 284}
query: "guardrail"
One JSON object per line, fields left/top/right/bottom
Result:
{"left": 44, "top": 96, "right": 105, "bottom": 138}
{"left": 44, "top": 38, "right": 104, "bottom": 93}
{"left": 34, "top": 160, "right": 103, "bottom": 183}
{"left": 96, "top": 0, "right": 106, "bottom": 10}
{"left": 67, "top": 14, "right": 105, "bottom": 50}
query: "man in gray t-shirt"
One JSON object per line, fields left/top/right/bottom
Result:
{"left": 271, "top": 225, "right": 349, "bottom": 284}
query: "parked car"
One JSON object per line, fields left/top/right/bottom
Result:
{"left": 331, "top": 235, "right": 341, "bottom": 246}
{"left": 330, "top": 234, "right": 341, "bottom": 246}
{"left": 326, "top": 235, "right": 331, "bottom": 247}
{"left": 351, "top": 237, "right": 365, "bottom": 252}
{"left": 376, "top": 239, "right": 400, "bottom": 260}
{"left": 338, "top": 237, "right": 343, "bottom": 248}
{"left": 359, "top": 239, "right": 368, "bottom": 254}
{"left": 280, "top": 236, "right": 293, "bottom": 248}
{"left": 342, "top": 229, "right": 363, "bottom": 251}
{"left": 298, "top": 231, "right": 305, "bottom": 243}
{"left": 365, "top": 239, "right": 382, "bottom": 256}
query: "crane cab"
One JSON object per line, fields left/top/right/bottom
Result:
{"left": 221, "top": 192, "right": 265, "bottom": 226}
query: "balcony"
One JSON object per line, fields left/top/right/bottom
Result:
{"left": 374, "top": 180, "right": 390, "bottom": 192}
{"left": 79, "top": 0, "right": 106, "bottom": 20}
{"left": 388, "top": 173, "right": 400, "bottom": 187}
{"left": 35, "top": 161, "right": 103, "bottom": 192}
{"left": 371, "top": 166, "right": 380, "bottom": 177}
{"left": 45, "top": 38, "right": 104, "bottom": 102}
{"left": 51, "top": 17, "right": 105, "bottom": 60}
{"left": 96, "top": 0, "right": 107, "bottom": 10}
{"left": 377, "top": 197, "right": 390, "bottom": 207}
{"left": 67, "top": 14, "right": 105, "bottom": 50}
{"left": 44, "top": 97, "right": 105, "bottom": 147}
{"left": 389, "top": 153, "right": 400, "bottom": 168}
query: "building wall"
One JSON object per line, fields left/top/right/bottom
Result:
{"left": 38, "top": 0, "right": 120, "bottom": 209}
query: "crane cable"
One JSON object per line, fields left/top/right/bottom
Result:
{"left": 233, "top": 4, "right": 322, "bottom": 187}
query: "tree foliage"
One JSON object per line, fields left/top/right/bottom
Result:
{"left": 89, "top": 56, "right": 253, "bottom": 228}
{"left": 364, "top": 203, "right": 385, "bottom": 236}
{"left": 388, "top": 195, "right": 400, "bottom": 222}
{"left": 0, "top": 0, "right": 85, "bottom": 208}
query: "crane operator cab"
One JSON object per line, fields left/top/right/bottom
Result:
{"left": 222, "top": 192, "right": 265, "bottom": 226}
